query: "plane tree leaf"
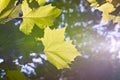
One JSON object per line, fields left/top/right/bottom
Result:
{"left": 97, "top": 3, "right": 115, "bottom": 23}
{"left": 29, "top": 0, "right": 46, "bottom": 6}
{"left": 98, "top": 3, "right": 115, "bottom": 13}
{"left": 114, "top": 16, "right": 120, "bottom": 25}
{"left": 40, "top": 27, "right": 81, "bottom": 69}
{"left": 88, "top": 0, "right": 120, "bottom": 25}
{"left": 20, "top": 0, "right": 61, "bottom": 35}
{"left": 87, "top": 0, "right": 99, "bottom": 6}
{"left": 97, "top": 2, "right": 120, "bottom": 25}
{"left": 0, "top": 0, "right": 16, "bottom": 23}
{"left": 0, "top": 0, "right": 11, "bottom": 13}
{"left": 36, "top": 0, "right": 46, "bottom": 6}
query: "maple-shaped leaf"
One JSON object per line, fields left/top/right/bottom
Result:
{"left": 97, "top": 3, "right": 115, "bottom": 23}
{"left": 98, "top": 3, "right": 115, "bottom": 14}
{"left": 0, "top": 0, "right": 11, "bottom": 13}
{"left": 20, "top": 0, "right": 61, "bottom": 35}
{"left": 40, "top": 27, "right": 81, "bottom": 69}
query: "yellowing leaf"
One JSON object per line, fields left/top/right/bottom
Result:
{"left": 114, "top": 16, "right": 120, "bottom": 25}
{"left": 36, "top": 0, "right": 46, "bottom": 6}
{"left": 106, "top": 0, "right": 113, "bottom": 3}
{"left": 8, "top": 4, "right": 21, "bottom": 19}
{"left": 97, "top": 3, "right": 115, "bottom": 23}
{"left": 0, "top": 0, "right": 10, "bottom": 13}
{"left": 22, "top": 0, "right": 32, "bottom": 16}
{"left": 98, "top": 3, "right": 115, "bottom": 14}
{"left": 29, "top": 0, "right": 46, "bottom": 6}
{"left": 102, "top": 14, "right": 115, "bottom": 23}
{"left": 20, "top": 0, "right": 61, "bottom": 34}
{"left": 87, "top": 0, "right": 99, "bottom": 6}
{"left": 41, "top": 27, "right": 81, "bottom": 69}
{"left": 0, "top": 9, "right": 12, "bottom": 20}
{"left": 0, "top": 0, "right": 16, "bottom": 23}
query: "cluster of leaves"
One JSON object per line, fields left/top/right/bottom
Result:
{"left": 87, "top": 0, "right": 120, "bottom": 25}
{"left": 0, "top": 0, "right": 80, "bottom": 79}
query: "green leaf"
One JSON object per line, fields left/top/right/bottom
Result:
{"left": 6, "top": 70, "right": 26, "bottom": 80}
{"left": 40, "top": 27, "right": 81, "bottom": 69}
{"left": 20, "top": 0, "right": 61, "bottom": 35}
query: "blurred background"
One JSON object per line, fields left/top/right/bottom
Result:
{"left": 0, "top": 0, "right": 120, "bottom": 80}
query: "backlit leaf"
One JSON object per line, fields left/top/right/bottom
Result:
{"left": 0, "top": 0, "right": 10, "bottom": 13}
{"left": 29, "top": 0, "right": 46, "bottom": 6}
{"left": 22, "top": 0, "right": 32, "bottom": 16}
{"left": 20, "top": 0, "right": 61, "bottom": 34}
{"left": 114, "top": 16, "right": 120, "bottom": 25}
{"left": 0, "top": 0, "right": 16, "bottom": 23}
{"left": 40, "top": 27, "right": 81, "bottom": 69}
{"left": 98, "top": 3, "right": 115, "bottom": 14}
{"left": 36, "top": 0, "right": 46, "bottom": 6}
{"left": 97, "top": 3, "right": 115, "bottom": 23}
{"left": 106, "top": 0, "right": 113, "bottom": 3}
{"left": 87, "top": 0, "right": 99, "bottom": 6}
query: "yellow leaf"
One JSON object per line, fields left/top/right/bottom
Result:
{"left": 0, "top": 0, "right": 10, "bottom": 13}
{"left": 106, "top": 0, "right": 113, "bottom": 3}
{"left": 0, "top": 0, "right": 16, "bottom": 23}
{"left": 97, "top": 3, "right": 115, "bottom": 23}
{"left": 29, "top": 0, "right": 46, "bottom": 5}
{"left": 22, "top": 0, "right": 32, "bottom": 16}
{"left": 114, "top": 16, "right": 120, "bottom": 25}
{"left": 36, "top": 0, "right": 46, "bottom": 6}
{"left": 102, "top": 13, "right": 115, "bottom": 23}
{"left": 98, "top": 3, "right": 115, "bottom": 14}
{"left": 41, "top": 27, "right": 81, "bottom": 69}
{"left": 87, "top": 0, "right": 99, "bottom": 6}
{"left": 20, "top": 0, "right": 61, "bottom": 34}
